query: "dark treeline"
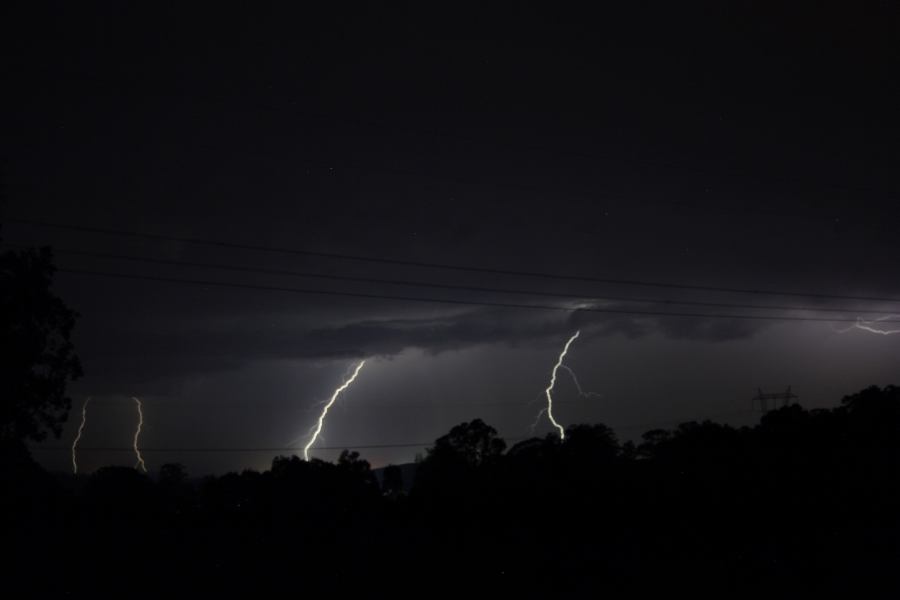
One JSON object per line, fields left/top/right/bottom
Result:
{"left": 3, "top": 385, "right": 899, "bottom": 597}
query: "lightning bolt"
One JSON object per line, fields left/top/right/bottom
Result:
{"left": 303, "top": 359, "right": 367, "bottom": 461}
{"left": 71, "top": 397, "right": 90, "bottom": 474}
{"left": 834, "top": 316, "right": 900, "bottom": 335}
{"left": 132, "top": 397, "right": 147, "bottom": 473}
{"left": 541, "top": 331, "right": 580, "bottom": 440}
{"left": 529, "top": 362, "right": 601, "bottom": 435}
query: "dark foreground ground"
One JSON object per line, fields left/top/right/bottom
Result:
{"left": 4, "top": 386, "right": 899, "bottom": 598}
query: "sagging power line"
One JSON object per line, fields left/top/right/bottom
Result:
{"left": 8, "top": 218, "right": 900, "bottom": 304}
{"left": 51, "top": 267, "right": 900, "bottom": 325}
{"left": 4, "top": 242, "right": 898, "bottom": 317}
{"left": 34, "top": 408, "right": 761, "bottom": 455}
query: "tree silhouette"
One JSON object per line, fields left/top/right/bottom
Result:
{"left": 381, "top": 464, "right": 404, "bottom": 496}
{"left": 562, "top": 423, "right": 619, "bottom": 461}
{"left": 426, "top": 418, "right": 506, "bottom": 467}
{"left": 1, "top": 383, "right": 898, "bottom": 595}
{"left": 338, "top": 449, "right": 371, "bottom": 474}
{"left": 85, "top": 465, "right": 157, "bottom": 521}
{"left": 840, "top": 385, "right": 900, "bottom": 444}
{"left": 159, "top": 463, "right": 188, "bottom": 487}
{"left": 0, "top": 246, "right": 82, "bottom": 444}
{"left": 413, "top": 419, "right": 507, "bottom": 507}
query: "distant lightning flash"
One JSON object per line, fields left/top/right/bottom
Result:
{"left": 71, "top": 397, "right": 90, "bottom": 474}
{"left": 132, "top": 397, "right": 147, "bottom": 473}
{"left": 856, "top": 321, "right": 900, "bottom": 335}
{"left": 303, "top": 360, "right": 367, "bottom": 461}
{"left": 542, "top": 331, "right": 580, "bottom": 440}
{"left": 834, "top": 316, "right": 900, "bottom": 336}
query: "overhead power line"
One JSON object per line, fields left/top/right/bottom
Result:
{"left": 53, "top": 267, "right": 900, "bottom": 324}
{"left": 7, "top": 217, "right": 900, "bottom": 304}
{"left": 34, "top": 409, "right": 763, "bottom": 454}
{"left": 34, "top": 443, "right": 436, "bottom": 452}
{"left": 9, "top": 243, "right": 897, "bottom": 316}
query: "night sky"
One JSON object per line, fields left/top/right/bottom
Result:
{"left": 4, "top": 2, "right": 899, "bottom": 474}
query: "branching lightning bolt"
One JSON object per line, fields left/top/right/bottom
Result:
{"left": 834, "top": 315, "right": 900, "bottom": 335}
{"left": 132, "top": 396, "right": 147, "bottom": 473}
{"left": 530, "top": 362, "right": 601, "bottom": 434}
{"left": 71, "top": 397, "right": 90, "bottom": 474}
{"left": 542, "top": 331, "right": 580, "bottom": 440}
{"left": 303, "top": 360, "right": 367, "bottom": 461}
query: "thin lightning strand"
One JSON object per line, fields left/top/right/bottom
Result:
{"left": 834, "top": 315, "right": 900, "bottom": 335}
{"left": 303, "top": 360, "right": 367, "bottom": 461}
{"left": 132, "top": 397, "right": 147, "bottom": 473}
{"left": 71, "top": 397, "right": 90, "bottom": 474}
{"left": 857, "top": 322, "right": 900, "bottom": 335}
{"left": 559, "top": 364, "right": 602, "bottom": 399}
{"left": 543, "top": 331, "right": 580, "bottom": 440}
{"left": 529, "top": 407, "right": 548, "bottom": 434}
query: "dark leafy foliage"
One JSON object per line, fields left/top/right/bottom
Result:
{"left": 0, "top": 247, "right": 82, "bottom": 443}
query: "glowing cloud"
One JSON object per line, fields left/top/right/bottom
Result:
{"left": 71, "top": 397, "right": 90, "bottom": 474}
{"left": 132, "top": 397, "right": 147, "bottom": 473}
{"left": 303, "top": 360, "right": 367, "bottom": 461}
{"left": 542, "top": 331, "right": 581, "bottom": 440}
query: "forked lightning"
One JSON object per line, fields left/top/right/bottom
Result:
{"left": 541, "top": 331, "right": 581, "bottom": 440}
{"left": 835, "top": 316, "right": 900, "bottom": 336}
{"left": 303, "top": 360, "right": 367, "bottom": 461}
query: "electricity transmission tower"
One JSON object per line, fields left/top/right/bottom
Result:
{"left": 752, "top": 386, "right": 798, "bottom": 413}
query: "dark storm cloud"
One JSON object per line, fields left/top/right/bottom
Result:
{"left": 306, "top": 308, "right": 571, "bottom": 356}
{"left": 77, "top": 307, "right": 571, "bottom": 388}
{"left": 568, "top": 309, "right": 649, "bottom": 340}
{"left": 653, "top": 316, "right": 765, "bottom": 342}
{"left": 566, "top": 304, "right": 770, "bottom": 343}
{"left": 76, "top": 298, "right": 773, "bottom": 392}
{"left": 8, "top": 0, "right": 900, "bottom": 478}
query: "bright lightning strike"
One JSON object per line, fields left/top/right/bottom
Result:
{"left": 834, "top": 316, "right": 900, "bottom": 336}
{"left": 71, "top": 397, "right": 90, "bottom": 474}
{"left": 529, "top": 361, "right": 601, "bottom": 435}
{"left": 303, "top": 360, "right": 367, "bottom": 461}
{"left": 132, "top": 397, "right": 147, "bottom": 473}
{"left": 542, "top": 331, "right": 580, "bottom": 440}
